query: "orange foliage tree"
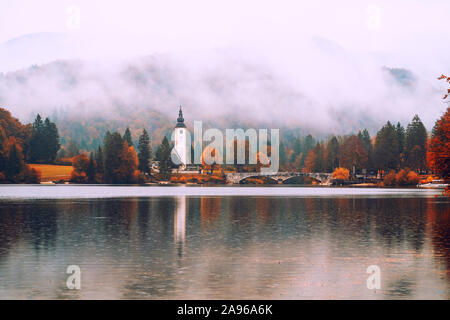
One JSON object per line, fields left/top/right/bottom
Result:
{"left": 70, "top": 154, "right": 89, "bottom": 183}
{"left": 0, "top": 108, "right": 39, "bottom": 183}
{"left": 427, "top": 107, "right": 450, "bottom": 179}
{"left": 332, "top": 167, "right": 350, "bottom": 180}
{"left": 383, "top": 168, "right": 419, "bottom": 186}
{"left": 115, "top": 144, "right": 138, "bottom": 183}
{"left": 339, "top": 135, "right": 368, "bottom": 172}
{"left": 201, "top": 145, "right": 222, "bottom": 174}
{"left": 302, "top": 149, "right": 316, "bottom": 173}
{"left": 395, "top": 169, "right": 419, "bottom": 186}
{"left": 256, "top": 145, "right": 272, "bottom": 172}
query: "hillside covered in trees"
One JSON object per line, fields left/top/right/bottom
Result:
{"left": 0, "top": 50, "right": 444, "bottom": 152}
{"left": 1, "top": 102, "right": 449, "bottom": 186}
{"left": 1, "top": 74, "right": 449, "bottom": 185}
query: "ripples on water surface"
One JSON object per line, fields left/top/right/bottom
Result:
{"left": 0, "top": 185, "right": 448, "bottom": 299}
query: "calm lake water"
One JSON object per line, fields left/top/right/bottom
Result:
{"left": 0, "top": 185, "right": 448, "bottom": 299}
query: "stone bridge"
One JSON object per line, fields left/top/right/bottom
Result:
{"left": 225, "top": 172, "right": 332, "bottom": 184}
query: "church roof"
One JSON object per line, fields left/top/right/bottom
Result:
{"left": 176, "top": 106, "right": 186, "bottom": 128}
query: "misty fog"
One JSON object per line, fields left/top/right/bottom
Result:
{"left": 0, "top": 0, "right": 449, "bottom": 135}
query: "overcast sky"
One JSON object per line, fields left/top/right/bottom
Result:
{"left": 0, "top": 0, "right": 449, "bottom": 130}
{"left": 1, "top": 0, "right": 449, "bottom": 66}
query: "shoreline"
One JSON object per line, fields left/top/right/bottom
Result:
{"left": 0, "top": 181, "right": 446, "bottom": 190}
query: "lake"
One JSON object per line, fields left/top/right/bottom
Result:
{"left": 0, "top": 185, "right": 448, "bottom": 299}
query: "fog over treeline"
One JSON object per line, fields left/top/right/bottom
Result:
{"left": 0, "top": 36, "right": 446, "bottom": 137}
{"left": 0, "top": 0, "right": 449, "bottom": 143}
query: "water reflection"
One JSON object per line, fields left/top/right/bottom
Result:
{"left": 0, "top": 191, "right": 448, "bottom": 299}
{"left": 174, "top": 196, "right": 186, "bottom": 257}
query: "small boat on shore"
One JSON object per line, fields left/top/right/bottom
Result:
{"left": 418, "top": 179, "right": 448, "bottom": 189}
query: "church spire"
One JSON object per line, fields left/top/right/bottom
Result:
{"left": 176, "top": 105, "right": 186, "bottom": 128}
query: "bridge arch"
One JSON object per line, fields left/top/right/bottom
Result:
{"left": 224, "top": 172, "right": 332, "bottom": 184}
{"left": 283, "top": 175, "right": 320, "bottom": 184}
{"left": 239, "top": 175, "right": 278, "bottom": 184}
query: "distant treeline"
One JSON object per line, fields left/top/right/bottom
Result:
{"left": 282, "top": 115, "right": 429, "bottom": 176}
{"left": 1, "top": 106, "right": 449, "bottom": 184}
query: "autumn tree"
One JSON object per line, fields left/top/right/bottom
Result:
{"left": 302, "top": 143, "right": 324, "bottom": 173}
{"left": 0, "top": 109, "right": 39, "bottom": 183}
{"left": 332, "top": 167, "right": 349, "bottom": 181}
{"left": 438, "top": 74, "right": 450, "bottom": 100}
{"left": 71, "top": 154, "right": 89, "bottom": 183}
{"left": 302, "top": 148, "right": 316, "bottom": 173}
{"left": 102, "top": 131, "right": 138, "bottom": 183}
{"left": 427, "top": 107, "right": 450, "bottom": 179}
{"left": 201, "top": 145, "right": 223, "bottom": 174}
{"left": 405, "top": 115, "right": 427, "bottom": 171}
{"left": 338, "top": 135, "right": 368, "bottom": 174}
{"left": 300, "top": 134, "right": 315, "bottom": 168}
{"left": 115, "top": 142, "right": 138, "bottom": 183}
{"left": 0, "top": 126, "right": 7, "bottom": 175}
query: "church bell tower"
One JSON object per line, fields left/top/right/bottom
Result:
{"left": 174, "top": 106, "right": 187, "bottom": 166}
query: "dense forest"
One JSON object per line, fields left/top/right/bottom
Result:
{"left": 0, "top": 75, "right": 448, "bottom": 184}
{"left": 1, "top": 104, "right": 449, "bottom": 185}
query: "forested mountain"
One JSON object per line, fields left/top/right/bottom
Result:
{"left": 0, "top": 42, "right": 443, "bottom": 153}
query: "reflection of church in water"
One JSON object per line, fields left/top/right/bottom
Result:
{"left": 174, "top": 196, "right": 186, "bottom": 258}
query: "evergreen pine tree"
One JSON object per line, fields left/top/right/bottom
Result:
{"left": 28, "top": 114, "right": 44, "bottom": 162}
{"left": 290, "top": 138, "right": 302, "bottom": 162}
{"left": 300, "top": 135, "right": 315, "bottom": 168}
{"left": 6, "top": 144, "right": 23, "bottom": 179}
{"left": 43, "top": 117, "right": 60, "bottom": 163}
{"left": 374, "top": 121, "right": 399, "bottom": 173}
{"left": 28, "top": 115, "right": 60, "bottom": 163}
{"left": 123, "top": 127, "right": 133, "bottom": 147}
{"left": 137, "top": 129, "right": 151, "bottom": 174}
{"left": 358, "top": 129, "right": 373, "bottom": 169}
{"left": 86, "top": 152, "right": 96, "bottom": 183}
{"left": 95, "top": 146, "right": 104, "bottom": 174}
{"left": 278, "top": 140, "right": 287, "bottom": 169}
{"left": 395, "top": 122, "right": 405, "bottom": 164}
{"left": 312, "top": 143, "right": 325, "bottom": 172}
{"left": 325, "top": 136, "right": 339, "bottom": 172}
{"left": 103, "top": 131, "right": 125, "bottom": 183}
{"left": 405, "top": 115, "right": 427, "bottom": 170}
{"left": 156, "top": 136, "right": 172, "bottom": 179}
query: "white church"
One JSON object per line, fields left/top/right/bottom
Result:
{"left": 173, "top": 106, "right": 188, "bottom": 168}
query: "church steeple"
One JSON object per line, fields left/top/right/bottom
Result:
{"left": 176, "top": 105, "right": 186, "bottom": 128}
